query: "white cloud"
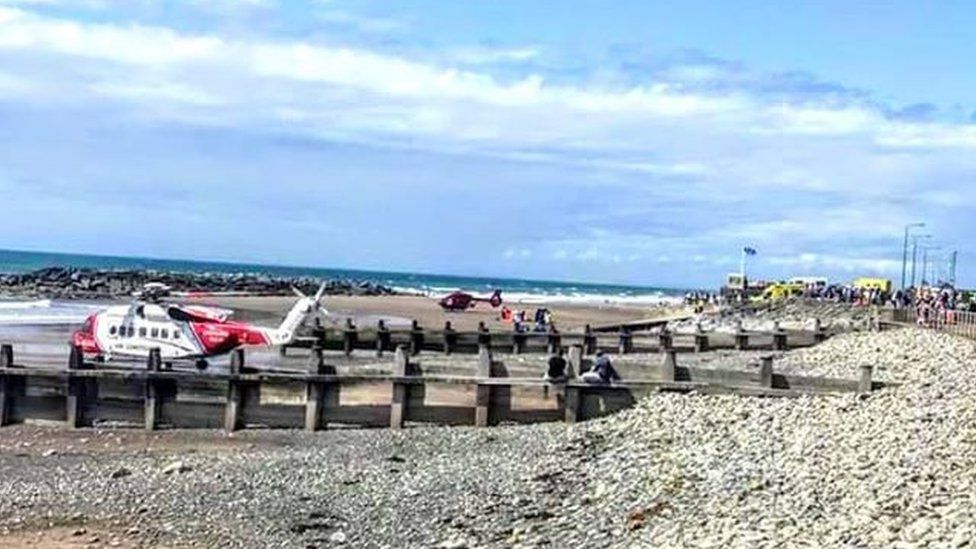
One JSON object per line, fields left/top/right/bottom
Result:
{"left": 451, "top": 46, "right": 539, "bottom": 65}
{"left": 766, "top": 253, "right": 901, "bottom": 276}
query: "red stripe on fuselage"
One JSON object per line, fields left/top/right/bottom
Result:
{"left": 190, "top": 320, "right": 270, "bottom": 355}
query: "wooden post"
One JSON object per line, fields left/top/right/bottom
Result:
{"left": 859, "top": 364, "right": 874, "bottom": 393}
{"left": 567, "top": 344, "right": 582, "bottom": 378}
{"left": 618, "top": 328, "right": 632, "bottom": 355}
{"left": 343, "top": 318, "right": 357, "bottom": 357}
{"left": 305, "top": 343, "right": 327, "bottom": 432}
{"left": 475, "top": 345, "right": 493, "bottom": 427}
{"left": 583, "top": 325, "right": 597, "bottom": 355}
{"left": 661, "top": 350, "right": 677, "bottom": 382}
{"left": 0, "top": 344, "right": 11, "bottom": 368}
{"left": 546, "top": 325, "right": 561, "bottom": 355}
{"left": 813, "top": 318, "right": 827, "bottom": 343}
{"left": 390, "top": 346, "right": 409, "bottom": 429}
{"left": 144, "top": 348, "right": 161, "bottom": 431}
{"left": 442, "top": 321, "right": 456, "bottom": 355}
{"left": 564, "top": 386, "right": 580, "bottom": 423}
{"left": 0, "top": 344, "right": 12, "bottom": 427}
{"left": 512, "top": 329, "right": 526, "bottom": 355}
{"left": 0, "top": 374, "right": 7, "bottom": 428}
{"left": 311, "top": 318, "right": 326, "bottom": 353}
{"left": 224, "top": 348, "right": 244, "bottom": 432}
{"left": 735, "top": 320, "right": 749, "bottom": 351}
{"left": 694, "top": 324, "right": 709, "bottom": 353}
{"left": 410, "top": 320, "right": 424, "bottom": 356}
{"left": 759, "top": 355, "right": 774, "bottom": 388}
{"left": 658, "top": 329, "right": 673, "bottom": 354}
{"left": 772, "top": 321, "right": 787, "bottom": 351}
{"left": 65, "top": 345, "right": 83, "bottom": 428}
{"left": 375, "top": 319, "right": 389, "bottom": 357}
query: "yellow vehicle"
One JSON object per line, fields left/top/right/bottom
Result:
{"left": 853, "top": 278, "right": 892, "bottom": 293}
{"left": 756, "top": 282, "right": 806, "bottom": 301}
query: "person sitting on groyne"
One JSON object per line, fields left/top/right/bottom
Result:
{"left": 580, "top": 350, "right": 621, "bottom": 384}
{"left": 544, "top": 347, "right": 568, "bottom": 381}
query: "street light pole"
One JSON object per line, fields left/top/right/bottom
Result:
{"left": 910, "top": 234, "right": 931, "bottom": 288}
{"left": 921, "top": 245, "right": 942, "bottom": 287}
{"left": 901, "top": 222, "right": 925, "bottom": 290}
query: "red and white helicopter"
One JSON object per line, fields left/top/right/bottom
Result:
{"left": 71, "top": 282, "right": 328, "bottom": 369}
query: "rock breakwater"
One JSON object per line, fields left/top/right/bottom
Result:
{"left": 0, "top": 267, "right": 398, "bottom": 299}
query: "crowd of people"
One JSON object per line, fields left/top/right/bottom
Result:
{"left": 500, "top": 306, "right": 553, "bottom": 332}
{"left": 798, "top": 283, "right": 890, "bottom": 305}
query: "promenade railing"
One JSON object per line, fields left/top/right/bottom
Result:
{"left": 890, "top": 307, "right": 976, "bottom": 339}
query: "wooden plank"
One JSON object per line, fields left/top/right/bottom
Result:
{"left": 145, "top": 348, "right": 161, "bottom": 431}
{"left": 224, "top": 349, "right": 244, "bottom": 432}
{"left": 564, "top": 386, "right": 580, "bottom": 423}
{"left": 65, "top": 345, "right": 83, "bottom": 428}
{"left": 0, "top": 375, "right": 8, "bottom": 427}
{"left": 390, "top": 346, "right": 409, "bottom": 429}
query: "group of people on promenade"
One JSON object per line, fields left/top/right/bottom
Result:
{"left": 544, "top": 348, "right": 621, "bottom": 384}
{"left": 896, "top": 285, "right": 972, "bottom": 327}
{"left": 800, "top": 283, "right": 890, "bottom": 306}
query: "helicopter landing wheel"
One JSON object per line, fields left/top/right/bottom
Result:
{"left": 195, "top": 359, "right": 208, "bottom": 371}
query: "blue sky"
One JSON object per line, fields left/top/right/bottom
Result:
{"left": 0, "top": 0, "right": 973, "bottom": 288}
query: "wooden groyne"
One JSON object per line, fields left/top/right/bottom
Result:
{"left": 0, "top": 339, "right": 883, "bottom": 433}
{"left": 286, "top": 319, "right": 831, "bottom": 356}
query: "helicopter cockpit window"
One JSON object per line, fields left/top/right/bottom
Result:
{"left": 135, "top": 305, "right": 145, "bottom": 318}
{"left": 166, "top": 306, "right": 199, "bottom": 322}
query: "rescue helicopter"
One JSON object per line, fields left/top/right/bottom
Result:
{"left": 71, "top": 282, "right": 329, "bottom": 369}
{"left": 438, "top": 289, "right": 503, "bottom": 311}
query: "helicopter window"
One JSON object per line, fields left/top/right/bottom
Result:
{"left": 127, "top": 326, "right": 134, "bottom": 337}
{"left": 139, "top": 327, "right": 147, "bottom": 337}
{"left": 150, "top": 328, "right": 159, "bottom": 338}
{"left": 166, "top": 307, "right": 199, "bottom": 322}
{"left": 173, "top": 330, "right": 181, "bottom": 339}
{"left": 109, "top": 326, "right": 117, "bottom": 336}
{"left": 135, "top": 305, "right": 144, "bottom": 318}
{"left": 161, "top": 329, "right": 169, "bottom": 339}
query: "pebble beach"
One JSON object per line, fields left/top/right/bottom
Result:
{"left": 1, "top": 324, "right": 973, "bottom": 547}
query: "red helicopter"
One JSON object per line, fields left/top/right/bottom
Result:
{"left": 438, "top": 289, "right": 503, "bottom": 311}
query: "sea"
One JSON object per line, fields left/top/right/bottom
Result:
{"left": 0, "top": 249, "right": 687, "bottom": 325}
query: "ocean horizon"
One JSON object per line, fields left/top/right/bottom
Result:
{"left": 0, "top": 248, "right": 691, "bottom": 306}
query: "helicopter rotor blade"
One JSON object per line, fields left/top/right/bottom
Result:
{"left": 313, "top": 282, "right": 327, "bottom": 305}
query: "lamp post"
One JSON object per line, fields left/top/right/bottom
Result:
{"left": 910, "top": 234, "right": 931, "bottom": 288}
{"left": 921, "top": 245, "right": 942, "bottom": 287}
{"left": 901, "top": 223, "right": 925, "bottom": 290}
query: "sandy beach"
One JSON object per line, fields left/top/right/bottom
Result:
{"left": 195, "top": 294, "right": 687, "bottom": 332}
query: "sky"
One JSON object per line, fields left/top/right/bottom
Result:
{"left": 0, "top": 0, "right": 973, "bottom": 288}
